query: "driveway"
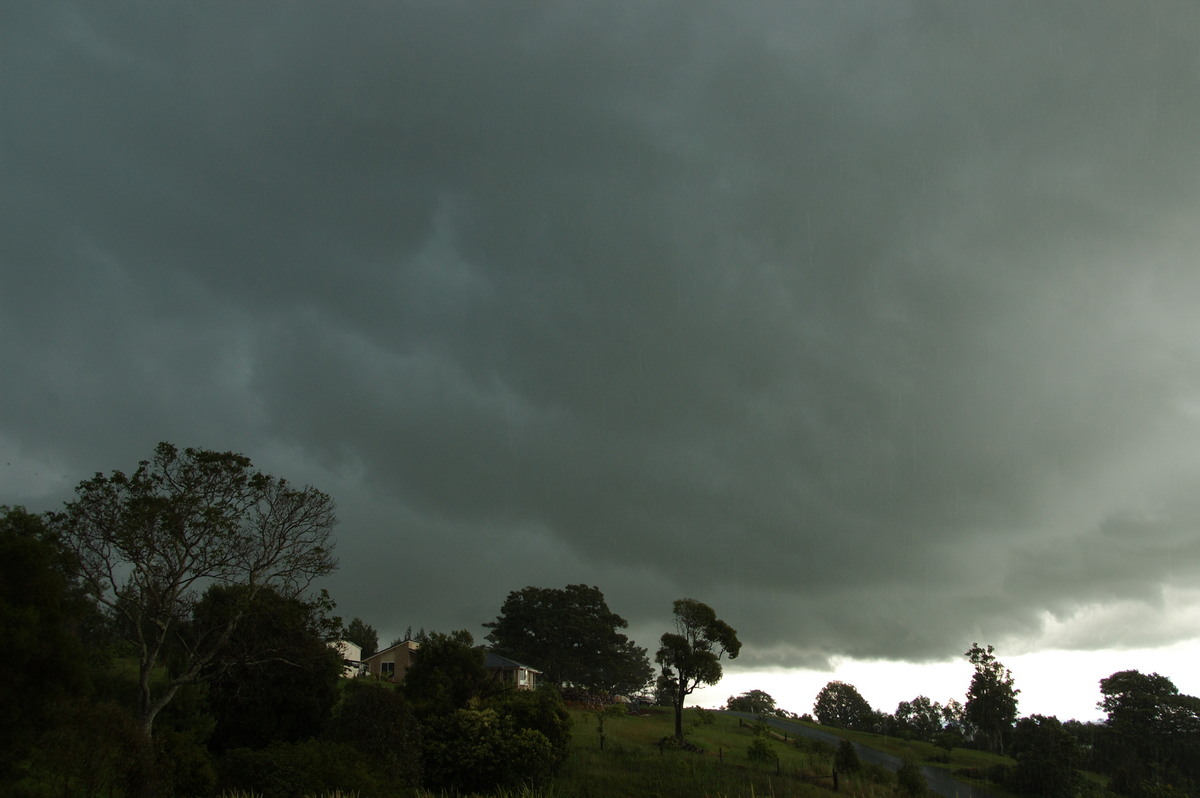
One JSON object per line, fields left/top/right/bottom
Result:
{"left": 723, "top": 712, "right": 1006, "bottom": 798}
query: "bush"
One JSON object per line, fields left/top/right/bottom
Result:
{"left": 421, "top": 708, "right": 556, "bottom": 794}
{"left": 484, "top": 687, "right": 572, "bottom": 768}
{"left": 747, "top": 735, "right": 779, "bottom": 767}
{"left": 325, "top": 682, "right": 422, "bottom": 787}
{"left": 32, "top": 699, "right": 153, "bottom": 798}
{"left": 219, "top": 740, "right": 385, "bottom": 798}
{"left": 155, "top": 728, "right": 217, "bottom": 798}
{"left": 835, "top": 739, "right": 861, "bottom": 773}
{"left": 897, "top": 758, "right": 928, "bottom": 797}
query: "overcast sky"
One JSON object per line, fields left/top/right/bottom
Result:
{"left": 5, "top": 1, "right": 1200, "bottom": 719}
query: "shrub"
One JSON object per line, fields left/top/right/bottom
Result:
{"left": 32, "top": 699, "right": 153, "bottom": 798}
{"left": 747, "top": 735, "right": 779, "bottom": 767}
{"left": 897, "top": 758, "right": 928, "bottom": 797}
{"left": 325, "top": 681, "right": 422, "bottom": 787}
{"left": 835, "top": 739, "right": 861, "bottom": 773}
{"left": 485, "top": 687, "right": 572, "bottom": 768}
{"left": 219, "top": 740, "right": 384, "bottom": 798}
{"left": 421, "top": 708, "right": 555, "bottom": 794}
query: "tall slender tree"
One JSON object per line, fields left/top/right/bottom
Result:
{"left": 343, "top": 617, "right": 379, "bottom": 658}
{"left": 963, "top": 643, "right": 1019, "bottom": 755}
{"left": 656, "top": 598, "right": 740, "bottom": 740}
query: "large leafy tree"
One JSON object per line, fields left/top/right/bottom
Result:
{"left": 1097, "top": 670, "right": 1200, "bottom": 795}
{"left": 964, "top": 643, "right": 1019, "bottom": 755}
{"left": 813, "top": 681, "right": 874, "bottom": 731}
{"left": 51, "top": 442, "right": 338, "bottom": 739}
{"left": 0, "top": 506, "right": 94, "bottom": 786}
{"left": 402, "top": 630, "right": 491, "bottom": 716}
{"left": 484, "top": 584, "right": 653, "bottom": 698}
{"left": 894, "top": 695, "right": 945, "bottom": 742}
{"left": 656, "top": 598, "right": 741, "bottom": 740}
{"left": 1011, "top": 714, "right": 1082, "bottom": 798}
{"left": 196, "top": 584, "right": 344, "bottom": 752}
{"left": 727, "top": 689, "right": 778, "bottom": 715}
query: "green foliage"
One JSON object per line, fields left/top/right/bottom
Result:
{"left": 1010, "top": 714, "right": 1082, "bottom": 798}
{"left": 894, "top": 695, "right": 944, "bottom": 742}
{"left": 401, "top": 629, "right": 488, "bottom": 716}
{"left": 155, "top": 727, "right": 218, "bottom": 798}
{"left": 964, "top": 643, "right": 1019, "bottom": 755}
{"left": 325, "top": 681, "right": 423, "bottom": 788}
{"left": 31, "top": 699, "right": 153, "bottom": 798}
{"left": 896, "top": 757, "right": 928, "bottom": 797}
{"left": 485, "top": 687, "right": 573, "bottom": 768}
{"left": 484, "top": 584, "right": 653, "bottom": 698}
{"left": 420, "top": 708, "right": 556, "bottom": 794}
{"left": 746, "top": 733, "right": 779, "bottom": 767}
{"left": 219, "top": 739, "right": 384, "bottom": 798}
{"left": 342, "top": 617, "right": 378, "bottom": 659}
{"left": 813, "top": 680, "right": 874, "bottom": 731}
{"left": 655, "top": 598, "right": 741, "bottom": 740}
{"left": 1097, "top": 670, "right": 1200, "bottom": 796}
{"left": 0, "top": 506, "right": 94, "bottom": 786}
{"left": 726, "top": 689, "right": 777, "bottom": 715}
{"left": 835, "top": 738, "right": 861, "bottom": 773}
{"left": 51, "top": 442, "right": 338, "bottom": 738}
{"left": 198, "top": 584, "right": 344, "bottom": 752}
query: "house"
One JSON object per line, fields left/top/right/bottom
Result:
{"left": 485, "top": 652, "right": 542, "bottom": 691}
{"left": 362, "top": 639, "right": 420, "bottom": 682}
{"left": 329, "top": 639, "right": 363, "bottom": 678}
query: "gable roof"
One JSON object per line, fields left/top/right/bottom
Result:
{"left": 485, "top": 652, "right": 542, "bottom": 673}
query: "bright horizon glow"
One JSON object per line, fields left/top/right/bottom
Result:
{"left": 688, "top": 638, "right": 1200, "bottom": 723}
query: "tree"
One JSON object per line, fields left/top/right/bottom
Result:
{"left": 484, "top": 584, "right": 653, "bottom": 698}
{"left": 964, "top": 643, "right": 1019, "bottom": 755}
{"left": 402, "top": 630, "right": 490, "bottom": 716}
{"left": 1010, "top": 714, "right": 1082, "bottom": 798}
{"left": 1097, "top": 670, "right": 1200, "bottom": 794}
{"left": 51, "top": 442, "right": 338, "bottom": 741}
{"left": 727, "top": 689, "right": 778, "bottom": 715}
{"left": 895, "top": 695, "right": 945, "bottom": 742}
{"left": 343, "top": 617, "right": 379, "bottom": 658}
{"left": 813, "top": 681, "right": 874, "bottom": 731}
{"left": 655, "top": 598, "right": 741, "bottom": 740}
{"left": 197, "top": 584, "right": 344, "bottom": 752}
{"left": 0, "top": 506, "right": 95, "bottom": 786}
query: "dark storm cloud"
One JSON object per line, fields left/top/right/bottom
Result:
{"left": 5, "top": 1, "right": 1200, "bottom": 667}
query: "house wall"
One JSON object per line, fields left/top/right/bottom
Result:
{"left": 363, "top": 640, "right": 420, "bottom": 681}
{"left": 330, "top": 639, "right": 364, "bottom": 678}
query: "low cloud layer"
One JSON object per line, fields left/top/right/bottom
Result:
{"left": 5, "top": 2, "right": 1200, "bottom": 670}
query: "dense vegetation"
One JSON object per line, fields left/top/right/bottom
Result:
{"left": 4, "top": 442, "right": 1200, "bottom": 797}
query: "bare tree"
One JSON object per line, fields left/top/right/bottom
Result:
{"left": 53, "top": 442, "right": 337, "bottom": 739}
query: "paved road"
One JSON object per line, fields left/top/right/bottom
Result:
{"left": 723, "top": 712, "right": 1005, "bottom": 798}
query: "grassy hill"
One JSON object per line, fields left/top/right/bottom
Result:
{"left": 508, "top": 706, "right": 964, "bottom": 798}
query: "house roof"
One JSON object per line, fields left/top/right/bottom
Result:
{"left": 362, "top": 639, "right": 420, "bottom": 661}
{"left": 485, "top": 652, "right": 542, "bottom": 673}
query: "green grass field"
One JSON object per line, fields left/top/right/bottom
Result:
{"left": 526, "top": 707, "right": 909, "bottom": 798}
